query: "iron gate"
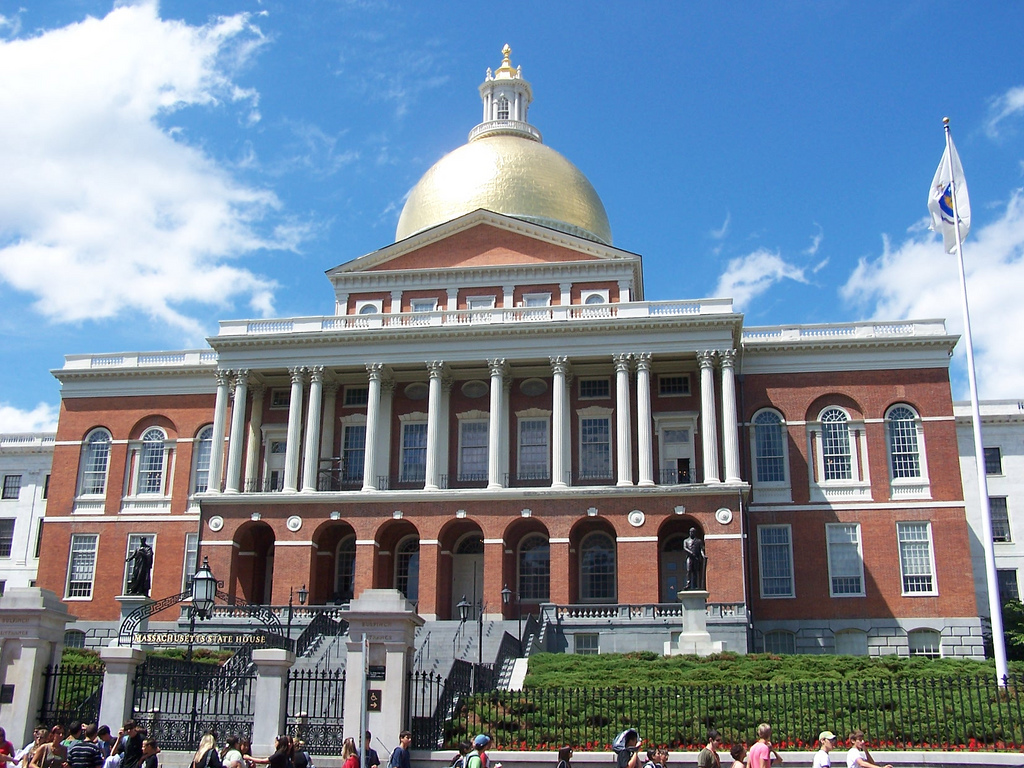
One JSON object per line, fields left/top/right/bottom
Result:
{"left": 39, "top": 664, "right": 104, "bottom": 728}
{"left": 286, "top": 668, "right": 346, "bottom": 754}
{"left": 132, "top": 656, "right": 255, "bottom": 750}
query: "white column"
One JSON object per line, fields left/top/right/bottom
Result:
{"left": 502, "top": 285, "right": 515, "bottom": 308}
{"left": 550, "top": 357, "right": 569, "bottom": 488}
{"left": 301, "top": 366, "right": 325, "bottom": 492}
{"left": 698, "top": 351, "right": 721, "bottom": 483}
{"left": 635, "top": 353, "right": 654, "bottom": 487}
{"left": 362, "top": 364, "right": 384, "bottom": 491}
{"left": 447, "top": 287, "right": 459, "bottom": 312}
{"left": 208, "top": 369, "right": 231, "bottom": 494}
{"left": 618, "top": 280, "right": 632, "bottom": 303}
{"left": 320, "top": 381, "right": 339, "bottom": 461}
{"left": 377, "top": 374, "right": 395, "bottom": 487}
{"left": 390, "top": 290, "right": 402, "bottom": 314}
{"left": 502, "top": 375, "right": 512, "bottom": 481}
{"left": 335, "top": 292, "right": 349, "bottom": 316}
{"left": 244, "top": 384, "right": 265, "bottom": 492}
{"left": 283, "top": 367, "right": 305, "bottom": 493}
{"left": 424, "top": 361, "right": 445, "bottom": 490}
{"left": 720, "top": 349, "right": 742, "bottom": 483}
{"left": 439, "top": 373, "right": 453, "bottom": 484}
{"left": 614, "top": 353, "right": 633, "bottom": 486}
{"left": 559, "top": 282, "right": 572, "bottom": 307}
{"left": 225, "top": 369, "right": 249, "bottom": 493}
{"left": 487, "top": 358, "right": 507, "bottom": 489}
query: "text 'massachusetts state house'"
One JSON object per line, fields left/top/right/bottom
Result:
{"left": 39, "top": 47, "right": 983, "bottom": 659}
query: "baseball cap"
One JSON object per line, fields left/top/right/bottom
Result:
{"left": 473, "top": 735, "right": 491, "bottom": 748}
{"left": 819, "top": 731, "right": 836, "bottom": 742}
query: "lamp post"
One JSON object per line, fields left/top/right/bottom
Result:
{"left": 501, "top": 583, "right": 522, "bottom": 651}
{"left": 187, "top": 556, "right": 217, "bottom": 744}
{"left": 288, "top": 584, "right": 308, "bottom": 648}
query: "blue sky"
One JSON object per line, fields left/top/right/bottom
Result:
{"left": 2, "top": 1, "right": 1024, "bottom": 431}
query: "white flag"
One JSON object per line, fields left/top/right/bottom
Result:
{"left": 928, "top": 135, "right": 971, "bottom": 254}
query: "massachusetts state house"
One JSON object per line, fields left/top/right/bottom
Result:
{"left": 39, "top": 47, "right": 983, "bottom": 659}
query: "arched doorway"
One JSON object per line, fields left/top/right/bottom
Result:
{"left": 395, "top": 536, "right": 420, "bottom": 601}
{"left": 234, "top": 521, "right": 276, "bottom": 604}
{"left": 451, "top": 532, "right": 484, "bottom": 620}
{"left": 569, "top": 518, "right": 617, "bottom": 604}
{"left": 311, "top": 520, "right": 357, "bottom": 604}
{"left": 659, "top": 518, "right": 704, "bottom": 603}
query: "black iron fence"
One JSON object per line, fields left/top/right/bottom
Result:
{"left": 39, "top": 664, "right": 104, "bottom": 728}
{"left": 441, "top": 676, "right": 1024, "bottom": 751}
{"left": 286, "top": 668, "right": 346, "bottom": 754}
{"left": 132, "top": 656, "right": 256, "bottom": 750}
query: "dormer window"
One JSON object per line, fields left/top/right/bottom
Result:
{"left": 497, "top": 96, "right": 509, "bottom": 120}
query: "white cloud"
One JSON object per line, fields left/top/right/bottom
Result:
{"left": 986, "top": 85, "right": 1024, "bottom": 138}
{"left": 804, "top": 223, "right": 824, "bottom": 256}
{"left": 709, "top": 212, "right": 730, "bottom": 240}
{"left": 0, "top": 402, "right": 58, "bottom": 433}
{"left": 0, "top": 1, "right": 301, "bottom": 337}
{"left": 714, "top": 248, "right": 809, "bottom": 310}
{"left": 842, "top": 190, "right": 1024, "bottom": 398}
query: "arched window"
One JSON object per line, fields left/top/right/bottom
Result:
{"left": 497, "top": 96, "right": 510, "bottom": 120}
{"left": 763, "top": 629, "right": 796, "bottom": 654}
{"left": 78, "top": 429, "right": 111, "bottom": 496}
{"left": 519, "top": 534, "right": 550, "bottom": 602}
{"left": 753, "top": 410, "right": 787, "bottom": 483}
{"left": 63, "top": 629, "right": 86, "bottom": 648}
{"left": 192, "top": 425, "right": 214, "bottom": 493}
{"left": 138, "top": 428, "right": 167, "bottom": 494}
{"left": 907, "top": 628, "right": 941, "bottom": 658}
{"left": 580, "top": 532, "right": 616, "bottom": 602}
{"left": 395, "top": 536, "right": 420, "bottom": 601}
{"left": 887, "top": 405, "right": 921, "bottom": 478}
{"left": 834, "top": 629, "right": 868, "bottom": 656}
{"left": 335, "top": 536, "right": 356, "bottom": 602}
{"left": 821, "top": 408, "right": 852, "bottom": 480}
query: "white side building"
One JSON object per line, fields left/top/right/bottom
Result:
{"left": 0, "top": 433, "right": 54, "bottom": 593}
{"left": 957, "top": 400, "right": 1024, "bottom": 616}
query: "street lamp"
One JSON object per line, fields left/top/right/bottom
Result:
{"left": 501, "top": 583, "right": 522, "bottom": 650}
{"left": 187, "top": 556, "right": 217, "bottom": 744}
{"left": 457, "top": 595, "right": 470, "bottom": 623}
{"left": 287, "top": 584, "right": 310, "bottom": 645}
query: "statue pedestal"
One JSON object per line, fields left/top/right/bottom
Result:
{"left": 665, "top": 590, "right": 723, "bottom": 657}
{"left": 115, "top": 594, "right": 154, "bottom": 646}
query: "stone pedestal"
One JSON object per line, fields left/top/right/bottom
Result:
{"left": 117, "top": 594, "right": 155, "bottom": 641}
{"left": 0, "top": 589, "right": 76, "bottom": 746}
{"left": 665, "top": 591, "right": 723, "bottom": 656}
{"left": 342, "top": 590, "right": 423, "bottom": 752}
{"left": 251, "top": 649, "right": 295, "bottom": 756}
{"left": 99, "top": 645, "right": 147, "bottom": 731}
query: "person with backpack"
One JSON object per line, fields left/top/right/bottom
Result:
{"left": 555, "top": 747, "right": 572, "bottom": 768}
{"left": 387, "top": 733, "right": 411, "bottom": 768}
{"left": 464, "top": 736, "right": 488, "bottom": 768}
{"left": 611, "top": 730, "right": 642, "bottom": 768}
{"left": 190, "top": 733, "right": 222, "bottom": 768}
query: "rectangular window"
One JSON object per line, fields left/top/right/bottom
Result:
{"left": 579, "top": 417, "right": 612, "bottom": 479}
{"left": 522, "top": 293, "right": 551, "bottom": 307}
{"left": 574, "top": 633, "right": 599, "bottom": 655}
{"left": 758, "top": 525, "right": 794, "bottom": 598}
{"left": 826, "top": 523, "right": 865, "bottom": 596}
{"left": 579, "top": 378, "right": 610, "bottom": 399}
{"left": 467, "top": 296, "right": 495, "bottom": 310}
{"left": 66, "top": 534, "right": 99, "bottom": 599}
{"left": 658, "top": 375, "right": 691, "bottom": 396}
{"left": 984, "top": 447, "right": 1002, "bottom": 475}
{"left": 43, "top": 474, "right": 50, "bottom": 500}
{"left": 270, "top": 388, "right": 290, "bottom": 409}
{"left": 400, "top": 422, "right": 428, "bottom": 483}
{"left": 34, "top": 522, "right": 44, "bottom": 559}
{"left": 0, "top": 520, "right": 14, "bottom": 558}
{"left": 344, "top": 386, "right": 369, "bottom": 407}
{"left": 998, "top": 569, "right": 1020, "bottom": 603}
{"left": 991, "top": 497, "right": 1011, "bottom": 542}
{"left": 458, "top": 421, "right": 489, "bottom": 481}
{"left": 1, "top": 475, "right": 21, "bottom": 500}
{"left": 123, "top": 534, "right": 155, "bottom": 594}
{"left": 341, "top": 425, "right": 366, "bottom": 483}
{"left": 897, "top": 522, "right": 936, "bottom": 594}
{"left": 182, "top": 532, "right": 199, "bottom": 591}
{"left": 410, "top": 299, "right": 437, "bottom": 312}
{"left": 518, "top": 419, "right": 550, "bottom": 479}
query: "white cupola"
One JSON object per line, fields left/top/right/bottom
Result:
{"left": 470, "top": 44, "right": 541, "bottom": 143}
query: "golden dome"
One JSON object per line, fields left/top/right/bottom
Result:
{"left": 395, "top": 133, "right": 612, "bottom": 245}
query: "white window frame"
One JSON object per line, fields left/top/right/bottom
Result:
{"left": 762, "top": 629, "right": 796, "bottom": 654}
{"left": 807, "top": 406, "right": 871, "bottom": 503}
{"left": 262, "top": 427, "right": 288, "bottom": 492}
{"left": 577, "top": 406, "right": 613, "bottom": 481}
{"left": 466, "top": 295, "right": 496, "bottom": 310}
{"left": 654, "top": 413, "right": 697, "bottom": 485}
{"left": 410, "top": 298, "right": 438, "bottom": 313}
{"left": 456, "top": 413, "right": 489, "bottom": 482}
{"left": 518, "top": 533, "right": 550, "bottom": 602}
{"left": 181, "top": 532, "right": 199, "bottom": 591}
{"left": 990, "top": 497, "right": 1012, "bottom": 543}
{"left": 269, "top": 388, "right": 290, "bottom": 409}
{"left": 191, "top": 425, "right": 215, "bottom": 495}
{"left": 0, "top": 519, "right": 14, "bottom": 558}
{"left": 398, "top": 414, "right": 428, "bottom": 483}
{"left": 339, "top": 415, "right": 367, "bottom": 485}
{"left": 581, "top": 289, "right": 609, "bottom": 305}
{"left": 517, "top": 411, "right": 551, "bottom": 480}
{"left": 885, "top": 404, "right": 931, "bottom": 500}
{"left": 758, "top": 524, "right": 795, "bottom": 599}
{"left": 1, "top": 476, "right": 20, "bottom": 500}
{"left": 578, "top": 377, "right": 611, "bottom": 400}
{"left": 343, "top": 385, "right": 369, "bottom": 408}
{"left": 127, "top": 427, "right": 173, "bottom": 499}
{"left": 749, "top": 408, "right": 792, "bottom": 503}
{"left": 897, "top": 521, "right": 938, "bottom": 596}
{"left": 77, "top": 428, "right": 112, "bottom": 498}
{"left": 907, "top": 628, "right": 942, "bottom": 658}
{"left": 826, "top": 523, "right": 866, "bottom": 597}
{"left": 65, "top": 533, "right": 99, "bottom": 600}
{"left": 355, "top": 299, "right": 383, "bottom": 315}
{"left": 521, "top": 292, "right": 551, "bottom": 307}
{"left": 657, "top": 374, "right": 691, "bottom": 397}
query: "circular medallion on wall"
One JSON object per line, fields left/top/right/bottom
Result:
{"left": 627, "top": 510, "right": 646, "bottom": 528}
{"left": 461, "top": 380, "right": 489, "bottom": 399}
{"left": 404, "top": 382, "right": 429, "bottom": 400}
{"left": 519, "top": 378, "right": 548, "bottom": 397}
{"left": 715, "top": 507, "right": 733, "bottom": 525}
{"left": 286, "top": 515, "right": 303, "bottom": 532}
{"left": 208, "top": 515, "right": 224, "bottom": 532}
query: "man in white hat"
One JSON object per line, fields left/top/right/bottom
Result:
{"left": 812, "top": 731, "right": 836, "bottom": 768}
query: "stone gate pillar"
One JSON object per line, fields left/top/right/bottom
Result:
{"left": 98, "top": 645, "right": 147, "bottom": 732}
{"left": 252, "top": 648, "right": 296, "bottom": 756}
{"left": 342, "top": 590, "right": 423, "bottom": 753}
{"left": 0, "top": 589, "right": 76, "bottom": 746}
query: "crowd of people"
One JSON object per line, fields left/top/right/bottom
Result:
{"left": 0, "top": 721, "right": 160, "bottom": 768}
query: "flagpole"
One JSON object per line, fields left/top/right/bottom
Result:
{"left": 944, "top": 117, "right": 1009, "bottom": 684}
